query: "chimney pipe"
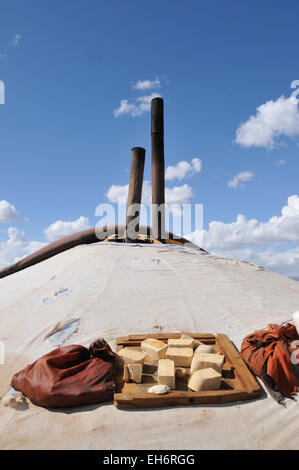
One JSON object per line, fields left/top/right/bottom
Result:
{"left": 151, "top": 97, "right": 165, "bottom": 240}
{"left": 125, "top": 147, "right": 146, "bottom": 242}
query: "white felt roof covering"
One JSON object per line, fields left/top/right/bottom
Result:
{"left": 1, "top": 242, "right": 299, "bottom": 449}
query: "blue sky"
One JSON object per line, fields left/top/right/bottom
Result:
{"left": 1, "top": 0, "right": 299, "bottom": 277}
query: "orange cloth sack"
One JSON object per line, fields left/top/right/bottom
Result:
{"left": 241, "top": 323, "right": 299, "bottom": 396}
{"left": 11, "top": 338, "right": 115, "bottom": 408}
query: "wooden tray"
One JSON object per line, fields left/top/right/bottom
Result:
{"left": 113, "top": 332, "right": 261, "bottom": 409}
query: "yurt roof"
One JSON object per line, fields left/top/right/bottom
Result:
{"left": 1, "top": 242, "right": 299, "bottom": 449}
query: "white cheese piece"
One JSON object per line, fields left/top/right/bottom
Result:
{"left": 117, "top": 348, "right": 145, "bottom": 369}
{"left": 168, "top": 338, "right": 194, "bottom": 349}
{"left": 123, "top": 365, "right": 130, "bottom": 382}
{"left": 128, "top": 364, "right": 142, "bottom": 383}
{"left": 194, "top": 344, "right": 215, "bottom": 354}
{"left": 190, "top": 352, "right": 224, "bottom": 375}
{"left": 123, "top": 363, "right": 143, "bottom": 383}
{"left": 180, "top": 333, "right": 202, "bottom": 348}
{"left": 175, "top": 367, "right": 186, "bottom": 379}
{"left": 188, "top": 368, "right": 222, "bottom": 391}
{"left": 148, "top": 384, "right": 170, "bottom": 395}
{"left": 158, "top": 359, "right": 175, "bottom": 389}
{"left": 181, "top": 333, "right": 193, "bottom": 340}
{"left": 166, "top": 347, "right": 193, "bottom": 367}
{"left": 141, "top": 338, "right": 167, "bottom": 360}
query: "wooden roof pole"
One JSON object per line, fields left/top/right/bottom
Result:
{"left": 125, "top": 147, "right": 146, "bottom": 242}
{"left": 151, "top": 97, "right": 165, "bottom": 240}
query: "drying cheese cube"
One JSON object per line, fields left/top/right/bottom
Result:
{"left": 180, "top": 333, "right": 202, "bottom": 348}
{"left": 181, "top": 333, "right": 192, "bottom": 339}
{"left": 117, "top": 348, "right": 145, "bottom": 369}
{"left": 158, "top": 359, "right": 175, "bottom": 389}
{"left": 190, "top": 352, "right": 224, "bottom": 375}
{"left": 168, "top": 338, "right": 194, "bottom": 349}
{"left": 123, "top": 363, "right": 143, "bottom": 383}
{"left": 128, "top": 363, "right": 142, "bottom": 382}
{"left": 123, "top": 365, "right": 129, "bottom": 382}
{"left": 166, "top": 347, "right": 193, "bottom": 367}
{"left": 141, "top": 338, "right": 167, "bottom": 360}
{"left": 188, "top": 368, "right": 222, "bottom": 391}
{"left": 194, "top": 344, "right": 215, "bottom": 355}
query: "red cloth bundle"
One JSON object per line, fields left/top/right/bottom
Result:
{"left": 11, "top": 338, "right": 115, "bottom": 408}
{"left": 241, "top": 323, "right": 299, "bottom": 396}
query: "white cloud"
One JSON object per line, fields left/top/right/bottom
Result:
{"left": 132, "top": 77, "right": 161, "bottom": 90}
{"left": 186, "top": 195, "right": 299, "bottom": 277}
{"left": 227, "top": 171, "right": 254, "bottom": 189}
{"left": 194, "top": 195, "right": 299, "bottom": 250}
{"left": 106, "top": 184, "right": 129, "bottom": 204}
{"left": 275, "top": 159, "right": 286, "bottom": 166}
{"left": 235, "top": 95, "right": 299, "bottom": 149}
{"left": 0, "top": 227, "right": 46, "bottom": 269}
{"left": 0, "top": 200, "right": 18, "bottom": 223}
{"left": 113, "top": 92, "right": 161, "bottom": 118}
{"left": 165, "top": 184, "right": 193, "bottom": 205}
{"left": 113, "top": 100, "right": 138, "bottom": 118}
{"left": 44, "top": 216, "right": 90, "bottom": 242}
{"left": 165, "top": 158, "right": 202, "bottom": 181}
{"left": 9, "top": 34, "right": 21, "bottom": 47}
{"left": 106, "top": 180, "right": 193, "bottom": 206}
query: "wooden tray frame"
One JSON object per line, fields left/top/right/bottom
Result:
{"left": 114, "top": 333, "right": 261, "bottom": 409}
